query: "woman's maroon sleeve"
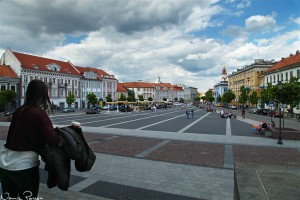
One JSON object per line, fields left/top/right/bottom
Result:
{"left": 38, "top": 111, "right": 61, "bottom": 147}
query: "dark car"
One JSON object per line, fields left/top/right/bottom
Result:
{"left": 257, "top": 109, "right": 269, "bottom": 115}
{"left": 62, "top": 107, "right": 76, "bottom": 113}
{"left": 268, "top": 110, "right": 283, "bottom": 118}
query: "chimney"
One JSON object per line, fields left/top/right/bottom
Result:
{"left": 296, "top": 50, "right": 300, "bottom": 54}
{"left": 290, "top": 54, "right": 293, "bottom": 57}
{"left": 281, "top": 57, "right": 284, "bottom": 60}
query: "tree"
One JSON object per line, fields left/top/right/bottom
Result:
{"left": 148, "top": 97, "right": 153, "bottom": 101}
{"left": 87, "top": 93, "right": 98, "bottom": 106}
{"left": 118, "top": 93, "right": 127, "bottom": 101}
{"left": 138, "top": 95, "right": 144, "bottom": 101}
{"left": 194, "top": 96, "right": 200, "bottom": 102}
{"left": 174, "top": 97, "right": 178, "bottom": 102}
{"left": 271, "top": 77, "right": 300, "bottom": 113}
{"left": 205, "top": 90, "right": 215, "bottom": 104}
{"left": 127, "top": 90, "right": 136, "bottom": 102}
{"left": 239, "top": 86, "right": 248, "bottom": 106}
{"left": 163, "top": 97, "right": 167, "bottom": 101}
{"left": 106, "top": 94, "right": 112, "bottom": 102}
{"left": 222, "top": 90, "right": 236, "bottom": 106}
{"left": 66, "top": 91, "right": 76, "bottom": 107}
{"left": 249, "top": 91, "right": 259, "bottom": 106}
{"left": 0, "top": 90, "right": 17, "bottom": 107}
{"left": 217, "top": 95, "right": 222, "bottom": 103}
{"left": 260, "top": 83, "right": 272, "bottom": 108}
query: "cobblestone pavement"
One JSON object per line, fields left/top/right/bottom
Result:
{"left": 0, "top": 117, "right": 300, "bottom": 199}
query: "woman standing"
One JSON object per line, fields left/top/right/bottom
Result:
{"left": 0, "top": 79, "right": 61, "bottom": 199}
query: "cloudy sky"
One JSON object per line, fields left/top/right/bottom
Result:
{"left": 0, "top": 0, "right": 299, "bottom": 92}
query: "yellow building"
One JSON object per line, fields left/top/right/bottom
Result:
{"left": 227, "top": 59, "right": 274, "bottom": 107}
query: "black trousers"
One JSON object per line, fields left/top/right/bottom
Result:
{"left": 0, "top": 166, "right": 39, "bottom": 199}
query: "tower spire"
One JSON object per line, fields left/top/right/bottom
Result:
{"left": 221, "top": 65, "right": 227, "bottom": 81}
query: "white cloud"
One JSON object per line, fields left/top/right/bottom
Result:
{"left": 290, "top": 16, "right": 300, "bottom": 25}
{"left": 245, "top": 15, "right": 276, "bottom": 32}
{"left": 1, "top": 0, "right": 299, "bottom": 93}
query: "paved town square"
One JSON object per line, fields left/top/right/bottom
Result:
{"left": 1, "top": 106, "right": 299, "bottom": 199}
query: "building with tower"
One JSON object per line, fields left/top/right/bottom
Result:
{"left": 214, "top": 65, "right": 228, "bottom": 105}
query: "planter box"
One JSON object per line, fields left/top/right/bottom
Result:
{"left": 269, "top": 127, "right": 300, "bottom": 140}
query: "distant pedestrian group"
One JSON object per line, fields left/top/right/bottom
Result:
{"left": 186, "top": 109, "right": 194, "bottom": 119}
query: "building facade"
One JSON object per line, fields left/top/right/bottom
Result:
{"left": 227, "top": 59, "right": 274, "bottom": 106}
{"left": 261, "top": 50, "right": 300, "bottom": 114}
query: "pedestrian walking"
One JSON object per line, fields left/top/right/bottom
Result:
{"left": 191, "top": 109, "right": 194, "bottom": 118}
{"left": 241, "top": 107, "right": 246, "bottom": 119}
{"left": 186, "top": 109, "right": 190, "bottom": 119}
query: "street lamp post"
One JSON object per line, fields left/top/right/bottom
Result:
{"left": 277, "top": 81, "right": 283, "bottom": 145}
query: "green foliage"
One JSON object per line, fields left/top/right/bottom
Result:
{"left": 222, "top": 90, "right": 236, "bottom": 104}
{"left": 239, "top": 86, "right": 249, "bottom": 104}
{"left": 0, "top": 90, "right": 17, "bottom": 107}
{"left": 174, "top": 97, "right": 178, "bottom": 101}
{"left": 205, "top": 90, "right": 215, "bottom": 103}
{"left": 260, "top": 83, "right": 272, "bottom": 105}
{"left": 148, "top": 97, "right": 153, "bottom": 101}
{"left": 87, "top": 92, "right": 98, "bottom": 105}
{"left": 106, "top": 94, "right": 112, "bottom": 102}
{"left": 201, "top": 96, "right": 206, "bottom": 101}
{"left": 271, "top": 77, "right": 300, "bottom": 108}
{"left": 118, "top": 93, "right": 127, "bottom": 101}
{"left": 163, "top": 97, "right": 167, "bottom": 101}
{"left": 249, "top": 91, "right": 259, "bottom": 106}
{"left": 217, "top": 95, "right": 222, "bottom": 103}
{"left": 127, "top": 90, "right": 136, "bottom": 102}
{"left": 194, "top": 96, "right": 200, "bottom": 102}
{"left": 66, "top": 91, "right": 76, "bottom": 107}
{"left": 139, "top": 95, "right": 145, "bottom": 101}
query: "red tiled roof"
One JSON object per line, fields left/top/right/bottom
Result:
{"left": 266, "top": 51, "right": 300, "bottom": 73}
{"left": 121, "top": 82, "right": 155, "bottom": 88}
{"left": 0, "top": 65, "right": 18, "bottom": 78}
{"left": 117, "top": 83, "right": 128, "bottom": 92}
{"left": 12, "top": 51, "right": 80, "bottom": 75}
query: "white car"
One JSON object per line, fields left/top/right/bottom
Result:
{"left": 173, "top": 102, "right": 182, "bottom": 106}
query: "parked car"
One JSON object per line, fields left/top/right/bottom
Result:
{"left": 268, "top": 110, "right": 283, "bottom": 118}
{"left": 62, "top": 107, "right": 75, "bottom": 113}
{"left": 256, "top": 109, "right": 269, "bottom": 115}
{"left": 230, "top": 105, "right": 237, "bottom": 109}
{"left": 248, "top": 108, "right": 258, "bottom": 114}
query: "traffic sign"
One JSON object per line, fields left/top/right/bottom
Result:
{"left": 269, "top": 101, "right": 275, "bottom": 107}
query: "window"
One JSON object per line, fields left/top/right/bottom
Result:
{"left": 281, "top": 73, "right": 283, "bottom": 81}
{"left": 68, "top": 79, "right": 70, "bottom": 84}
{"left": 273, "top": 75, "right": 275, "bottom": 83}
{"left": 61, "top": 79, "right": 64, "bottom": 84}
{"left": 270, "top": 76, "right": 272, "bottom": 83}
{"left": 52, "top": 78, "right": 56, "bottom": 84}
{"left": 290, "top": 71, "right": 293, "bottom": 79}
{"left": 266, "top": 77, "right": 269, "bottom": 83}
{"left": 286, "top": 72, "right": 288, "bottom": 81}
{"left": 277, "top": 74, "right": 279, "bottom": 82}
{"left": 297, "top": 70, "right": 300, "bottom": 78}
{"left": 11, "top": 86, "right": 16, "bottom": 92}
{"left": 44, "top": 77, "right": 48, "bottom": 83}
{"left": 52, "top": 89, "right": 57, "bottom": 97}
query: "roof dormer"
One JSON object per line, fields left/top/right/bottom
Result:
{"left": 46, "top": 63, "right": 61, "bottom": 72}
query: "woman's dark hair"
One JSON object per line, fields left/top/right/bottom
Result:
{"left": 23, "top": 79, "right": 53, "bottom": 113}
